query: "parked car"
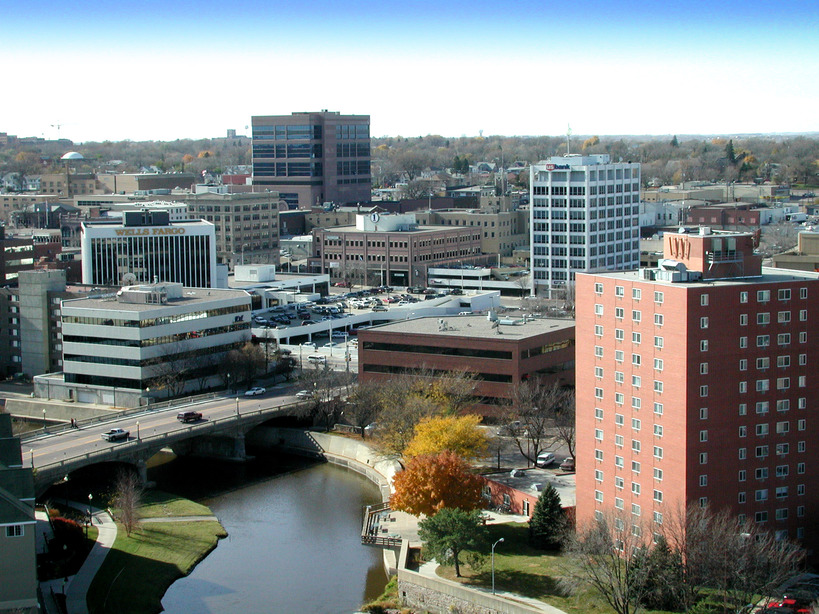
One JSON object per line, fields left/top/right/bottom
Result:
{"left": 307, "top": 354, "right": 326, "bottom": 364}
{"left": 559, "top": 457, "right": 575, "bottom": 472}
{"left": 177, "top": 410, "right": 203, "bottom": 423}
{"left": 331, "top": 331, "right": 348, "bottom": 339}
{"left": 302, "top": 342, "right": 317, "bottom": 349}
{"left": 295, "top": 390, "right": 313, "bottom": 400}
{"left": 535, "top": 452, "right": 556, "bottom": 467}
{"left": 101, "top": 428, "right": 129, "bottom": 442}
{"left": 333, "top": 281, "right": 351, "bottom": 287}
{"left": 372, "top": 305, "right": 388, "bottom": 312}
{"left": 244, "top": 387, "right": 266, "bottom": 397}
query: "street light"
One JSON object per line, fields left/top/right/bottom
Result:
{"left": 235, "top": 396, "right": 240, "bottom": 416}
{"left": 29, "top": 449, "right": 34, "bottom": 468}
{"left": 136, "top": 421, "right": 140, "bottom": 441}
{"left": 86, "top": 494, "right": 93, "bottom": 538}
{"left": 491, "top": 537, "right": 505, "bottom": 594}
{"left": 42, "top": 409, "right": 46, "bottom": 431}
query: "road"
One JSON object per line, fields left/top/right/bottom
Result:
{"left": 26, "top": 385, "right": 308, "bottom": 471}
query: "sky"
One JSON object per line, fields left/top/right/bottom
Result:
{"left": 3, "top": 0, "right": 818, "bottom": 143}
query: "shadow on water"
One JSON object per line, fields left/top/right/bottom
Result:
{"left": 153, "top": 447, "right": 389, "bottom": 614}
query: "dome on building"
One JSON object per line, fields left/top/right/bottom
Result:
{"left": 61, "top": 151, "right": 84, "bottom": 160}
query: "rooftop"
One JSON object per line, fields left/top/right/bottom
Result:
{"left": 62, "top": 286, "right": 249, "bottom": 312}
{"left": 582, "top": 266, "right": 819, "bottom": 287}
{"left": 367, "top": 315, "right": 574, "bottom": 339}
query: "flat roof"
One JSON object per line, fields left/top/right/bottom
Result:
{"left": 581, "top": 266, "right": 819, "bottom": 287}
{"left": 366, "top": 315, "right": 573, "bottom": 340}
{"left": 63, "top": 287, "right": 249, "bottom": 312}
{"left": 318, "top": 224, "right": 463, "bottom": 234}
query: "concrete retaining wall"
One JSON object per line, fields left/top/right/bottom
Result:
{"left": 397, "top": 568, "right": 546, "bottom": 614}
{"left": 5, "top": 399, "right": 121, "bottom": 423}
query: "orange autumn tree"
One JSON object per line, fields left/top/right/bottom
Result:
{"left": 403, "top": 415, "right": 489, "bottom": 461}
{"left": 390, "top": 450, "right": 484, "bottom": 517}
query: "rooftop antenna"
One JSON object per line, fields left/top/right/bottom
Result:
{"left": 566, "top": 124, "right": 572, "bottom": 155}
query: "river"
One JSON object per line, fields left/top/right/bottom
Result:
{"left": 151, "top": 452, "right": 389, "bottom": 614}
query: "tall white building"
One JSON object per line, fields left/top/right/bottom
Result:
{"left": 81, "top": 210, "right": 218, "bottom": 288}
{"left": 530, "top": 154, "right": 641, "bottom": 296}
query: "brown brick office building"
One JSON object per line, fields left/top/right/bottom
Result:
{"left": 358, "top": 315, "right": 575, "bottom": 418}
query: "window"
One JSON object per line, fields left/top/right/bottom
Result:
{"left": 756, "top": 489, "right": 768, "bottom": 501}
{"left": 757, "top": 335, "right": 770, "bottom": 347}
{"left": 632, "top": 418, "right": 641, "bottom": 431}
{"left": 654, "top": 380, "right": 664, "bottom": 393}
{"left": 632, "top": 375, "right": 641, "bottom": 388}
{"left": 700, "top": 385, "right": 709, "bottom": 397}
{"left": 699, "top": 475, "right": 708, "bottom": 487}
{"left": 778, "top": 311, "right": 791, "bottom": 323}
{"left": 615, "top": 285, "right": 624, "bottom": 297}
{"left": 654, "top": 511, "right": 663, "bottom": 524}
{"left": 739, "top": 492, "right": 747, "bottom": 503}
{"left": 739, "top": 470, "right": 746, "bottom": 481}
{"left": 757, "top": 357, "right": 770, "bottom": 370}
{"left": 756, "top": 423, "right": 769, "bottom": 436}
{"left": 756, "top": 379, "right": 770, "bottom": 392}
{"left": 654, "top": 424, "right": 663, "bottom": 437}
{"left": 595, "top": 304, "right": 604, "bottom": 315}
{"left": 776, "top": 509, "right": 788, "bottom": 521}
{"left": 595, "top": 490, "right": 603, "bottom": 502}
{"left": 699, "top": 430, "right": 708, "bottom": 443}
{"left": 595, "top": 428, "right": 604, "bottom": 441}
{"left": 779, "top": 333, "right": 791, "bottom": 345}
{"left": 739, "top": 448, "right": 747, "bottom": 460}
{"left": 778, "top": 288, "right": 791, "bottom": 301}
{"left": 615, "top": 413, "right": 625, "bottom": 426}
{"left": 740, "top": 336, "right": 748, "bottom": 348}
{"left": 595, "top": 407, "right": 604, "bottom": 419}
{"left": 632, "top": 503, "right": 641, "bottom": 516}
{"left": 701, "top": 293, "right": 709, "bottom": 306}
{"left": 654, "top": 358, "right": 663, "bottom": 371}
{"left": 595, "top": 324, "right": 604, "bottom": 336}
{"left": 740, "top": 291, "right": 748, "bottom": 303}
{"left": 798, "top": 484, "right": 805, "bottom": 496}
{"left": 699, "top": 452, "right": 708, "bottom": 464}
{"left": 632, "top": 461, "right": 641, "bottom": 473}
{"left": 632, "top": 310, "right": 641, "bottom": 323}
{"left": 615, "top": 435, "right": 624, "bottom": 447}
{"left": 756, "top": 467, "right": 769, "bottom": 479}
{"left": 615, "top": 307, "right": 624, "bottom": 319}
{"left": 615, "top": 329, "right": 625, "bottom": 341}
{"left": 595, "top": 388, "right": 603, "bottom": 399}
{"left": 699, "top": 407, "right": 708, "bottom": 420}
{"left": 700, "top": 317, "right": 709, "bottom": 329}
{"left": 654, "top": 291, "right": 664, "bottom": 304}
{"left": 798, "top": 462, "right": 805, "bottom": 474}
{"left": 595, "top": 345, "right": 604, "bottom": 358}
{"left": 758, "top": 290, "right": 770, "bottom": 303}
{"left": 756, "top": 511, "right": 768, "bottom": 523}
{"left": 756, "top": 401, "right": 769, "bottom": 414}
{"left": 632, "top": 332, "right": 641, "bottom": 344}
{"left": 740, "top": 314, "right": 748, "bottom": 326}
{"left": 655, "top": 336, "right": 664, "bottom": 348}
{"left": 776, "top": 486, "right": 789, "bottom": 499}
{"left": 653, "top": 490, "right": 663, "bottom": 502}
{"left": 776, "top": 443, "right": 789, "bottom": 456}
{"left": 799, "top": 332, "right": 807, "bottom": 343}
{"left": 757, "top": 312, "right": 770, "bottom": 325}
{"left": 632, "top": 397, "right": 641, "bottom": 409}
{"left": 632, "top": 440, "right": 641, "bottom": 453}
{"left": 595, "top": 282, "right": 603, "bottom": 294}
{"left": 739, "top": 359, "right": 748, "bottom": 371}
{"left": 739, "top": 381, "right": 748, "bottom": 394}
{"left": 739, "top": 403, "right": 747, "bottom": 415}
{"left": 5, "top": 525, "right": 23, "bottom": 538}
{"left": 632, "top": 482, "right": 641, "bottom": 495}
{"left": 700, "top": 339, "right": 708, "bottom": 351}
{"left": 615, "top": 497, "right": 624, "bottom": 509}
{"left": 739, "top": 425, "right": 747, "bottom": 437}
{"left": 654, "top": 402, "right": 663, "bottom": 416}
{"left": 595, "top": 449, "right": 604, "bottom": 461}
{"left": 595, "top": 366, "right": 604, "bottom": 379}
{"left": 777, "top": 377, "right": 790, "bottom": 390}
{"left": 615, "top": 350, "right": 624, "bottom": 362}
{"left": 777, "top": 355, "right": 790, "bottom": 368}
{"left": 633, "top": 288, "right": 642, "bottom": 300}
{"left": 800, "top": 287, "right": 808, "bottom": 299}
{"left": 700, "top": 362, "right": 709, "bottom": 375}
{"left": 615, "top": 392, "right": 625, "bottom": 405}
{"left": 798, "top": 419, "right": 806, "bottom": 431}
{"left": 615, "top": 455, "right": 624, "bottom": 468}
{"left": 595, "top": 469, "right": 604, "bottom": 482}
{"left": 776, "top": 421, "right": 789, "bottom": 435}
{"left": 756, "top": 445, "right": 769, "bottom": 458}
{"left": 653, "top": 467, "right": 663, "bottom": 480}
{"left": 798, "top": 397, "right": 806, "bottom": 409}
{"left": 653, "top": 446, "right": 663, "bottom": 459}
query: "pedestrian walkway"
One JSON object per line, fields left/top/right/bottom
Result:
{"left": 37, "top": 502, "right": 118, "bottom": 614}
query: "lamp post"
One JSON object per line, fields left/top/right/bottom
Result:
{"left": 235, "top": 396, "right": 239, "bottom": 416}
{"left": 86, "top": 494, "right": 93, "bottom": 538}
{"left": 136, "top": 421, "right": 140, "bottom": 441}
{"left": 29, "top": 449, "right": 34, "bottom": 468}
{"left": 491, "top": 537, "right": 505, "bottom": 594}
{"left": 42, "top": 409, "right": 46, "bottom": 431}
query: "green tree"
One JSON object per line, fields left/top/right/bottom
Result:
{"left": 670, "top": 135, "right": 679, "bottom": 148}
{"left": 632, "top": 535, "right": 685, "bottom": 611}
{"left": 725, "top": 139, "right": 736, "bottom": 164}
{"left": 528, "top": 483, "right": 565, "bottom": 550}
{"left": 418, "top": 508, "right": 487, "bottom": 577}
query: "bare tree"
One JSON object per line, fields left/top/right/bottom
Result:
{"left": 345, "top": 380, "right": 383, "bottom": 437}
{"left": 112, "top": 469, "right": 143, "bottom": 537}
{"left": 505, "top": 380, "right": 567, "bottom": 465}
{"left": 564, "top": 509, "right": 654, "bottom": 614}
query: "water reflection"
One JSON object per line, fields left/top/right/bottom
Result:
{"left": 155, "top": 453, "right": 388, "bottom": 614}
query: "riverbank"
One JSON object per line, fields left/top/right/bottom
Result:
{"left": 85, "top": 490, "right": 226, "bottom": 614}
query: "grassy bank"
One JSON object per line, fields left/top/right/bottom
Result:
{"left": 86, "top": 490, "right": 227, "bottom": 614}
{"left": 435, "top": 522, "right": 672, "bottom": 614}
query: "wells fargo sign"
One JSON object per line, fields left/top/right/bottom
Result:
{"left": 113, "top": 227, "right": 186, "bottom": 236}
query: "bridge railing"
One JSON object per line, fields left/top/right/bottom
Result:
{"left": 20, "top": 391, "right": 230, "bottom": 443}
{"left": 33, "top": 398, "right": 310, "bottom": 483}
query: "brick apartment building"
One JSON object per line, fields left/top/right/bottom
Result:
{"left": 576, "top": 228, "right": 819, "bottom": 548}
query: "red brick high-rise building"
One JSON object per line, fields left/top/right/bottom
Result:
{"left": 576, "top": 228, "right": 819, "bottom": 548}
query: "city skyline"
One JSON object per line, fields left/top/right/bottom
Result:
{"left": 4, "top": 0, "right": 818, "bottom": 143}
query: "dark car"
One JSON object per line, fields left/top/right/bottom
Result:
{"left": 177, "top": 410, "right": 203, "bottom": 423}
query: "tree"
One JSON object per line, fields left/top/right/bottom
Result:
{"left": 345, "top": 381, "right": 383, "bottom": 437}
{"left": 670, "top": 135, "right": 679, "bottom": 148}
{"left": 418, "top": 508, "right": 487, "bottom": 577}
{"left": 112, "top": 469, "right": 143, "bottom": 537}
{"left": 505, "top": 380, "right": 568, "bottom": 465}
{"left": 390, "top": 451, "right": 484, "bottom": 517}
{"left": 565, "top": 510, "right": 654, "bottom": 614}
{"left": 725, "top": 139, "right": 737, "bottom": 164}
{"left": 528, "top": 483, "right": 565, "bottom": 550}
{"left": 403, "top": 415, "right": 489, "bottom": 460}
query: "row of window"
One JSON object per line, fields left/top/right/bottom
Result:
{"left": 593, "top": 285, "right": 808, "bottom": 303}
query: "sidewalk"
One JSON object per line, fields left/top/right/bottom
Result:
{"left": 38, "top": 503, "right": 118, "bottom": 614}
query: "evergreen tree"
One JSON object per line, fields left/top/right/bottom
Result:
{"left": 528, "top": 483, "right": 565, "bottom": 549}
{"left": 725, "top": 139, "right": 737, "bottom": 164}
{"left": 670, "top": 135, "right": 679, "bottom": 148}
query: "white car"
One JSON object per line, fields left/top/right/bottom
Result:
{"left": 331, "top": 331, "right": 348, "bottom": 339}
{"left": 301, "top": 342, "right": 317, "bottom": 349}
{"left": 244, "top": 387, "right": 266, "bottom": 397}
{"left": 535, "top": 452, "right": 556, "bottom": 467}
{"left": 101, "top": 428, "right": 129, "bottom": 442}
{"left": 295, "top": 390, "right": 312, "bottom": 400}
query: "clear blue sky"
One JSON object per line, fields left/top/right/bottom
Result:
{"left": 3, "top": 0, "right": 818, "bottom": 142}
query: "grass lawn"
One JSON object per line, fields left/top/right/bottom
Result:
{"left": 137, "top": 489, "right": 214, "bottom": 519}
{"left": 434, "top": 522, "right": 673, "bottom": 614}
{"left": 86, "top": 491, "right": 226, "bottom": 614}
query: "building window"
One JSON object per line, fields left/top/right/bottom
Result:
{"left": 776, "top": 421, "right": 789, "bottom": 435}
{"left": 699, "top": 452, "right": 708, "bottom": 464}
{"left": 700, "top": 339, "right": 708, "bottom": 351}
{"left": 615, "top": 350, "right": 624, "bottom": 362}
{"left": 632, "top": 503, "right": 641, "bottom": 516}
{"left": 615, "top": 497, "right": 624, "bottom": 509}
{"left": 595, "top": 449, "right": 604, "bottom": 461}
{"left": 740, "top": 337, "right": 748, "bottom": 348}
{"left": 615, "top": 455, "right": 624, "bottom": 468}
{"left": 615, "top": 307, "right": 624, "bottom": 319}
{"left": 595, "top": 407, "right": 604, "bottom": 420}
{"left": 756, "top": 423, "right": 769, "bottom": 436}
{"left": 632, "top": 418, "right": 641, "bottom": 431}
{"left": 595, "top": 388, "right": 603, "bottom": 399}
{"left": 632, "top": 375, "right": 641, "bottom": 388}
{"left": 632, "top": 440, "right": 641, "bottom": 453}
{"left": 758, "top": 290, "right": 770, "bottom": 303}
{"left": 595, "top": 304, "right": 604, "bottom": 315}
{"left": 615, "top": 329, "right": 624, "bottom": 341}
{"left": 654, "top": 291, "right": 664, "bottom": 304}
{"left": 654, "top": 380, "right": 664, "bottom": 393}
{"left": 740, "top": 314, "right": 748, "bottom": 326}
{"left": 615, "top": 285, "right": 624, "bottom": 297}
{"left": 595, "top": 490, "right": 603, "bottom": 502}
{"left": 594, "top": 282, "right": 604, "bottom": 294}
{"left": 699, "top": 475, "right": 707, "bottom": 487}
{"left": 700, "top": 385, "right": 708, "bottom": 397}
{"left": 800, "top": 287, "right": 808, "bottom": 299}
{"left": 632, "top": 461, "right": 641, "bottom": 473}
{"left": 632, "top": 332, "right": 641, "bottom": 344}
{"left": 655, "top": 336, "right": 664, "bottom": 349}
{"left": 654, "top": 424, "right": 663, "bottom": 437}
{"left": 5, "top": 525, "right": 23, "bottom": 538}
{"left": 739, "top": 448, "right": 747, "bottom": 460}
{"left": 632, "top": 310, "right": 641, "bottom": 323}
{"left": 756, "top": 467, "right": 769, "bottom": 479}
{"left": 756, "top": 445, "right": 769, "bottom": 458}
{"left": 595, "top": 325, "right": 604, "bottom": 336}
{"left": 778, "top": 288, "right": 791, "bottom": 301}
{"left": 755, "top": 511, "right": 768, "bottom": 523}
{"left": 654, "top": 511, "right": 663, "bottom": 523}
{"left": 738, "top": 470, "right": 746, "bottom": 481}
{"left": 700, "top": 362, "right": 709, "bottom": 375}
{"left": 739, "top": 426, "right": 747, "bottom": 437}
{"left": 595, "top": 428, "right": 604, "bottom": 441}
{"left": 699, "top": 431, "right": 708, "bottom": 443}
{"left": 595, "top": 346, "right": 604, "bottom": 358}
{"left": 632, "top": 482, "right": 641, "bottom": 495}
{"left": 699, "top": 407, "right": 708, "bottom": 420}
{"left": 740, "top": 291, "right": 748, "bottom": 303}
{"left": 654, "top": 358, "right": 663, "bottom": 371}
{"left": 653, "top": 467, "right": 663, "bottom": 480}
{"left": 757, "top": 312, "right": 770, "bottom": 325}
{"left": 739, "top": 492, "right": 746, "bottom": 503}
{"left": 700, "top": 317, "right": 709, "bottom": 329}
{"left": 654, "top": 402, "right": 663, "bottom": 416}
{"left": 653, "top": 446, "right": 663, "bottom": 459}
{"left": 595, "top": 469, "right": 604, "bottom": 482}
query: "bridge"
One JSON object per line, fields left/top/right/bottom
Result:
{"left": 22, "top": 389, "right": 313, "bottom": 495}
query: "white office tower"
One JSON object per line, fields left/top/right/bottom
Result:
{"left": 530, "top": 154, "right": 641, "bottom": 297}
